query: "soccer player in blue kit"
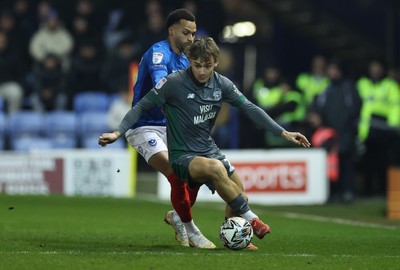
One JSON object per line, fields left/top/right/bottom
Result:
{"left": 99, "top": 37, "right": 311, "bottom": 248}
{"left": 124, "top": 9, "right": 215, "bottom": 248}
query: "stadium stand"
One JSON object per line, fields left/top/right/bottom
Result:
{"left": 0, "top": 112, "right": 6, "bottom": 150}
{"left": 73, "top": 92, "right": 110, "bottom": 113}
{"left": 44, "top": 111, "right": 78, "bottom": 148}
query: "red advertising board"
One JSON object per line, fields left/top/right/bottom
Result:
{"left": 234, "top": 161, "right": 307, "bottom": 192}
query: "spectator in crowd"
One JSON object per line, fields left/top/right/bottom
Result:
{"left": 101, "top": 37, "right": 137, "bottom": 92}
{"left": 0, "top": 31, "right": 24, "bottom": 113}
{"left": 357, "top": 60, "right": 400, "bottom": 197}
{"left": 253, "top": 66, "right": 305, "bottom": 148}
{"left": 29, "top": 9, "right": 74, "bottom": 70}
{"left": 30, "top": 53, "right": 67, "bottom": 112}
{"left": 306, "top": 109, "right": 339, "bottom": 190}
{"left": 36, "top": 0, "right": 53, "bottom": 25}
{"left": 311, "top": 61, "right": 361, "bottom": 203}
{"left": 12, "top": 0, "right": 37, "bottom": 38}
{"left": 0, "top": 10, "right": 29, "bottom": 67}
{"left": 387, "top": 67, "right": 400, "bottom": 85}
{"left": 239, "top": 65, "right": 281, "bottom": 149}
{"left": 72, "top": 0, "right": 106, "bottom": 33}
{"left": 67, "top": 40, "right": 105, "bottom": 103}
{"left": 135, "top": 1, "right": 165, "bottom": 57}
{"left": 102, "top": 1, "right": 144, "bottom": 51}
{"left": 106, "top": 81, "right": 132, "bottom": 131}
{"left": 252, "top": 65, "right": 282, "bottom": 107}
{"left": 69, "top": 15, "right": 102, "bottom": 56}
{"left": 296, "top": 55, "right": 330, "bottom": 108}
{"left": 182, "top": 0, "right": 208, "bottom": 37}
{"left": 180, "top": 0, "right": 225, "bottom": 39}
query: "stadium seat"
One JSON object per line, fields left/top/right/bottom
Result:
{"left": 11, "top": 137, "right": 53, "bottom": 152}
{"left": 44, "top": 111, "right": 78, "bottom": 148}
{"left": 78, "top": 111, "right": 109, "bottom": 135}
{"left": 0, "top": 112, "right": 6, "bottom": 150}
{"left": 8, "top": 111, "right": 43, "bottom": 139}
{"left": 0, "top": 96, "right": 4, "bottom": 113}
{"left": 73, "top": 92, "right": 110, "bottom": 113}
{"left": 77, "top": 111, "right": 110, "bottom": 147}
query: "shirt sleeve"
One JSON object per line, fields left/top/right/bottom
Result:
{"left": 238, "top": 99, "right": 285, "bottom": 136}
{"left": 221, "top": 75, "right": 285, "bottom": 136}
{"left": 117, "top": 88, "right": 164, "bottom": 135}
{"left": 148, "top": 47, "right": 170, "bottom": 86}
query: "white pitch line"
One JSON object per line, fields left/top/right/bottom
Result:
{"left": 281, "top": 212, "right": 399, "bottom": 230}
{"left": 136, "top": 195, "right": 400, "bottom": 230}
{"left": 1, "top": 251, "right": 399, "bottom": 258}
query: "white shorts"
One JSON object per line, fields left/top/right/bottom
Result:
{"left": 125, "top": 126, "right": 168, "bottom": 163}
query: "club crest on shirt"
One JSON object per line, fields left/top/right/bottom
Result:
{"left": 155, "top": 77, "right": 167, "bottom": 90}
{"left": 148, "top": 139, "right": 157, "bottom": 146}
{"left": 152, "top": 52, "right": 164, "bottom": 64}
{"left": 213, "top": 89, "right": 222, "bottom": 100}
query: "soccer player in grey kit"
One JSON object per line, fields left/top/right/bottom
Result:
{"left": 99, "top": 37, "right": 311, "bottom": 242}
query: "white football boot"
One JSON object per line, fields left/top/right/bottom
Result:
{"left": 188, "top": 231, "right": 216, "bottom": 249}
{"left": 164, "top": 211, "right": 189, "bottom": 247}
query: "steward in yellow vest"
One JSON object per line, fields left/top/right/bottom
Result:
{"left": 253, "top": 77, "right": 305, "bottom": 147}
{"left": 356, "top": 60, "right": 400, "bottom": 196}
{"left": 296, "top": 55, "right": 330, "bottom": 107}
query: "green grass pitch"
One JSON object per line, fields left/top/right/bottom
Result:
{"left": 1, "top": 195, "right": 399, "bottom": 270}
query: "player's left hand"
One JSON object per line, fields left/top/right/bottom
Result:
{"left": 281, "top": 131, "right": 311, "bottom": 148}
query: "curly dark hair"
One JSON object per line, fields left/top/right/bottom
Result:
{"left": 166, "top": 8, "right": 196, "bottom": 29}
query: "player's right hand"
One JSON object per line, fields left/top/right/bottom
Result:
{"left": 98, "top": 131, "right": 120, "bottom": 147}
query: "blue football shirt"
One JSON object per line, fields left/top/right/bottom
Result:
{"left": 131, "top": 40, "right": 189, "bottom": 129}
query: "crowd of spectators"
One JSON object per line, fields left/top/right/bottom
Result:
{"left": 0, "top": 0, "right": 399, "bottom": 201}
{"left": 249, "top": 56, "right": 400, "bottom": 202}
{"left": 0, "top": 0, "right": 225, "bottom": 114}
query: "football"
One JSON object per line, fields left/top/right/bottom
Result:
{"left": 219, "top": 216, "right": 253, "bottom": 250}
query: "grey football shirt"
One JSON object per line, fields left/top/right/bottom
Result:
{"left": 117, "top": 68, "right": 285, "bottom": 162}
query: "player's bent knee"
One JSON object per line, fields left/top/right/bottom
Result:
{"left": 207, "top": 160, "right": 227, "bottom": 182}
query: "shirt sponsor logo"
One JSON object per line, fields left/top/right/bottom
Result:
{"left": 155, "top": 77, "right": 167, "bottom": 90}
{"left": 152, "top": 52, "right": 164, "bottom": 64}
{"left": 193, "top": 112, "right": 216, "bottom": 124}
{"left": 200, "top": 105, "right": 213, "bottom": 113}
{"left": 233, "top": 161, "right": 307, "bottom": 192}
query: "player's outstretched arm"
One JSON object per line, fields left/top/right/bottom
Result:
{"left": 281, "top": 130, "right": 311, "bottom": 148}
{"left": 97, "top": 93, "right": 159, "bottom": 147}
{"left": 98, "top": 131, "right": 121, "bottom": 147}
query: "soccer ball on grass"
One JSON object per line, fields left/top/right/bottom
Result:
{"left": 219, "top": 216, "right": 253, "bottom": 250}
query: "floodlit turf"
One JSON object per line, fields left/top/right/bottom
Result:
{"left": 1, "top": 195, "right": 399, "bottom": 270}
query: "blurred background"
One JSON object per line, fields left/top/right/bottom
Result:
{"left": 0, "top": 0, "right": 399, "bottom": 206}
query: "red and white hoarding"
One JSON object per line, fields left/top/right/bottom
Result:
{"left": 157, "top": 149, "right": 328, "bottom": 205}
{"left": 0, "top": 150, "right": 134, "bottom": 197}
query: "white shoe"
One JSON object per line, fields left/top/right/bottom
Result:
{"left": 188, "top": 231, "right": 216, "bottom": 249}
{"left": 164, "top": 211, "right": 189, "bottom": 247}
